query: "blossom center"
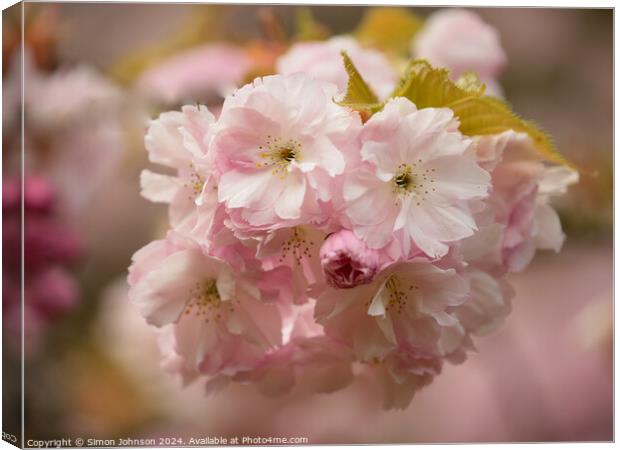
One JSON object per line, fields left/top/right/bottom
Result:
{"left": 257, "top": 136, "right": 302, "bottom": 179}
{"left": 391, "top": 161, "right": 437, "bottom": 205}
{"left": 185, "top": 163, "right": 206, "bottom": 199}
{"left": 184, "top": 279, "right": 233, "bottom": 322}
{"left": 382, "top": 274, "right": 420, "bottom": 315}
{"left": 392, "top": 164, "right": 416, "bottom": 195}
{"left": 279, "top": 226, "right": 315, "bottom": 265}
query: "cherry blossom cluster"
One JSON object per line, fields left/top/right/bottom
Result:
{"left": 128, "top": 10, "right": 578, "bottom": 409}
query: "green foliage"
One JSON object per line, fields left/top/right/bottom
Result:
{"left": 336, "top": 51, "right": 383, "bottom": 114}
{"left": 390, "top": 60, "right": 572, "bottom": 167}
{"left": 455, "top": 71, "right": 486, "bottom": 96}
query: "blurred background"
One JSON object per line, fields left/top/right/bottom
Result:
{"left": 2, "top": 4, "right": 612, "bottom": 444}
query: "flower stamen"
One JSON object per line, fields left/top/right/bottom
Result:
{"left": 391, "top": 163, "right": 437, "bottom": 205}
{"left": 256, "top": 136, "right": 302, "bottom": 180}
{"left": 185, "top": 279, "right": 234, "bottom": 323}
{"left": 279, "top": 226, "right": 314, "bottom": 265}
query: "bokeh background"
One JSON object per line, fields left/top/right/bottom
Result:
{"left": 3, "top": 4, "right": 612, "bottom": 444}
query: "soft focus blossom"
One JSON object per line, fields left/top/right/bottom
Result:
{"left": 214, "top": 74, "right": 361, "bottom": 233}
{"left": 456, "top": 268, "right": 514, "bottom": 336}
{"left": 26, "top": 64, "right": 122, "bottom": 130}
{"left": 344, "top": 97, "right": 490, "bottom": 258}
{"left": 17, "top": 51, "right": 126, "bottom": 213}
{"left": 128, "top": 231, "right": 282, "bottom": 376}
{"left": 217, "top": 302, "right": 355, "bottom": 396}
{"left": 141, "top": 104, "right": 218, "bottom": 235}
{"left": 412, "top": 9, "right": 507, "bottom": 96}
{"left": 129, "top": 43, "right": 578, "bottom": 411}
{"left": 474, "top": 131, "right": 578, "bottom": 271}
{"left": 360, "top": 349, "right": 443, "bottom": 410}
{"left": 255, "top": 225, "right": 326, "bottom": 304}
{"left": 319, "top": 229, "right": 394, "bottom": 289}
{"left": 315, "top": 259, "right": 470, "bottom": 363}
{"left": 136, "top": 43, "right": 252, "bottom": 105}
{"left": 276, "top": 36, "right": 398, "bottom": 99}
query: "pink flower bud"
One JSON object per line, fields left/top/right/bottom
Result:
{"left": 319, "top": 229, "right": 390, "bottom": 289}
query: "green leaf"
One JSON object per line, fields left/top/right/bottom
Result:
{"left": 294, "top": 8, "right": 329, "bottom": 41}
{"left": 391, "top": 60, "right": 572, "bottom": 167}
{"left": 355, "top": 7, "right": 423, "bottom": 56}
{"left": 455, "top": 71, "right": 486, "bottom": 96}
{"left": 391, "top": 60, "right": 476, "bottom": 108}
{"left": 337, "top": 51, "right": 383, "bottom": 114}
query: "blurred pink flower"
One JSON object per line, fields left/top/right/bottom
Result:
{"left": 277, "top": 36, "right": 398, "bottom": 99}
{"left": 474, "top": 131, "right": 578, "bottom": 271}
{"left": 361, "top": 349, "right": 443, "bottom": 410}
{"left": 3, "top": 176, "right": 82, "bottom": 273}
{"left": 26, "top": 64, "right": 122, "bottom": 130}
{"left": 27, "top": 267, "right": 79, "bottom": 319}
{"left": 17, "top": 51, "right": 126, "bottom": 214}
{"left": 413, "top": 9, "right": 507, "bottom": 96}
{"left": 456, "top": 268, "right": 514, "bottom": 336}
{"left": 214, "top": 74, "right": 361, "bottom": 234}
{"left": 344, "top": 97, "right": 490, "bottom": 258}
{"left": 136, "top": 43, "right": 252, "bottom": 105}
{"left": 3, "top": 176, "right": 82, "bottom": 353}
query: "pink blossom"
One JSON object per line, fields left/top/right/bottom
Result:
{"left": 475, "top": 131, "right": 578, "bottom": 271}
{"left": 214, "top": 74, "right": 361, "bottom": 233}
{"left": 140, "top": 104, "right": 218, "bottom": 236}
{"left": 412, "top": 9, "right": 507, "bottom": 96}
{"left": 26, "top": 64, "right": 122, "bottom": 130}
{"left": 19, "top": 54, "right": 125, "bottom": 213}
{"left": 136, "top": 43, "right": 252, "bottom": 105}
{"left": 344, "top": 97, "right": 490, "bottom": 259}
{"left": 127, "top": 231, "right": 282, "bottom": 375}
{"left": 455, "top": 268, "right": 514, "bottom": 336}
{"left": 255, "top": 225, "right": 326, "bottom": 304}
{"left": 315, "top": 259, "right": 470, "bottom": 363}
{"left": 237, "top": 335, "right": 355, "bottom": 397}
{"left": 319, "top": 229, "right": 394, "bottom": 289}
{"left": 361, "top": 349, "right": 444, "bottom": 410}
{"left": 276, "top": 36, "right": 397, "bottom": 99}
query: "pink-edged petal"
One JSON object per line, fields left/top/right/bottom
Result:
{"left": 534, "top": 202, "right": 565, "bottom": 252}
{"left": 427, "top": 155, "right": 490, "bottom": 201}
{"left": 274, "top": 172, "right": 306, "bottom": 219}
{"left": 174, "top": 310, "right": 219, "bottom": 369}
{"left": 140, "top": 170, "right": 182, "bottom": 204}
{"left": 218, "top": 168, "right": 282, "bottom": 210}
{"left": 298, "top": 136, "right": 345, "bottom": 176}
{"left": 130, "top": 249, "right": 205, "bottom": 327}
{"left": 405, "top": 202, "right": 477, "bottom": 258}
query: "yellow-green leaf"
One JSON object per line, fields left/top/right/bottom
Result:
{"left": 391, "top": 60, "right": 476, "bottom": 108}
{"left": 337, "top": 51, "right": 383, "bottom": 113}
{"left": 294, "top": 8, "right": 329, "bottom": 41}
{"left": 355, "top": 7, "right": 423, "bottom": 56}
{"left": 456, "top": 71, "right": 486, "bottom": 96}
{"left": 452, "top": 97, "right": 562, "bottom": 164}
{"left": 391, "top": 60, "right": 572, "bottom": 167}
